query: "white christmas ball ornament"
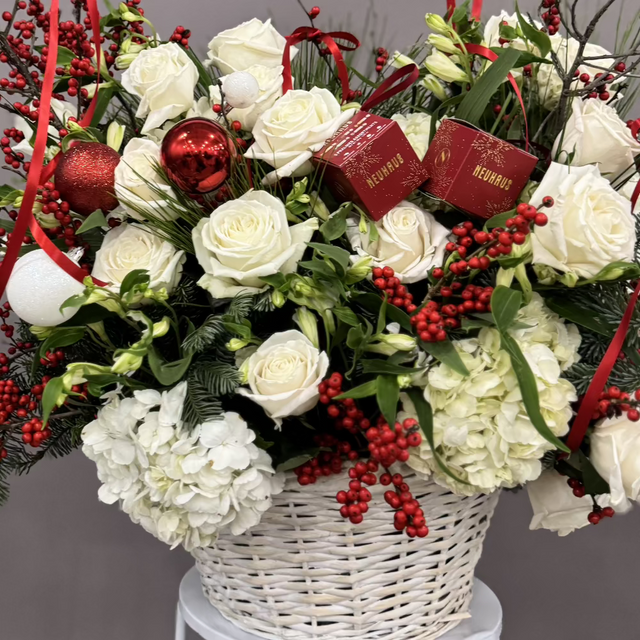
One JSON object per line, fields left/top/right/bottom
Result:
{"left": 6, "top": 250, "right": 86, "bottom": 326}
{"left": 222, "top": 72, "right": 260, "bottom": 109}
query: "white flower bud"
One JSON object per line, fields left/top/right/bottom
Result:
{"left": 378, "top": 333, "right": 417, "bottom": 351}
{"left": 152, "top": 318, "right": 171, "bottom": 338}
{"left": 227, "top": 338, "right": 250, "bottom": 352}
{"left": 106, "top": 121, "right": 125, "bottom": 152}
{"left": 271, "top": 289, "right": 286, "bottom": 308}
{"left": 428, "top": 34, "right": 459, "bottom": 55}
{"left": 425, "top": 50, "right": 467, "bottom": 84}
{"left": 425, "top": 13, "right": 451, "bottom": 36}
{"left": 389, "top": 51, "right": 416, "bottom": 69}
{"left": 294, "top": 307, "right": 319, "bottom": 349}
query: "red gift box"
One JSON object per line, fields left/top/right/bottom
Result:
{"left": 313, "top": 111, "right": 429, "bottom": 221}
{"left": 423, "top": 119, "right": 538, "bottom": 220}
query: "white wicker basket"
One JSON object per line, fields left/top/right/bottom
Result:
{"left": 193, "top": 472, "right": 499, "bottom": 640}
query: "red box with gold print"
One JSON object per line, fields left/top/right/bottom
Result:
{"left": 312, "top": 111, "right": 429, "bottom": 221}
{"left": 423, "top": 119, "right": 538, "bottom": 220}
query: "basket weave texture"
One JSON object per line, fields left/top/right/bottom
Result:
{"left": 193, "top": 472, "right": 499, "bottom": 640}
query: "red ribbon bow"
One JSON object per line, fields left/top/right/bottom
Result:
{"left": 282, "top": 27, "right": 360, "bottom": 104}
{"left": 0, "top": 0, "right": 105, "bottom": 298}
{"left": 361, "top": 64, "right": 421, "bottom": 112}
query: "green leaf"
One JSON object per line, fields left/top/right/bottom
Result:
{"left": 319, "top": 203, "right": 352, "bottom": 241}
{"left": 406, "top": 388, "right": 469, "bottom": 485}
{"left": 419, "top": 338, "right": 470, "bottom": 376}
{"left": 491, "top": 285, "right": 523, "bottom": 332}
{"left": 76, "top": 210, "right": 108, "bottom": 234}
{"left": 499, "top": 24, "right": 519, "bottom": 40}
{"left": 119, "top": 269, "right": 149, "bottom": 296}
{"left": 90, "top": 86, "right": 116, "bottom": 127}
{"left": 376, "top": 375, "right": 399, "bottom": 427}
{"left": 147, "top": 347, "right": 193, "bottom": 386}
{"left": 353, "top": 293, "right": 413, "bottom": 331}
{"left": 500, "top": 332, "right": 570, "bottom": 453}
{"left": 223, "top": 321, "right": 253, "bottom": 341}
{"left": 0, "top": 186, "right": 21, "bottom": 208}
{"left": 39, "top": 327, "right": 85, "bottom": 358}
{"left": 489, "top": 47, "right": 552, "bottom": 67}
{"left": 299, "top": 258, "right": 340, "bottom": 281}
{"left": 455, "top": 47, "right": 523, "bottom": 126}
{"left": 41, "top": 377, "right": 65, "bottom": 425}
{"left": 544, "top": 297, "right": 612, "bottom": 337}
{"left": 577, "top": 261, "right": 640, "bottom": 285}
{"left": 60, "top": 293, "right": 89, "bottom": 313}
{"left": 579, "top": 451, "right": 610, "bottom": 496}
{"left": 484, "top": 210, "right": 515, "bottom": 231}
{"left": 259, "top": 273, "right": 287, "bottom": 289}
{"left": 333, "top": 306, "right": 360, "bottom": 327}
{"left": 516, "top": 2, "right": 552, "bottom": 58}
{"left": 361, "top": 360, "right": 423, "bottom": 375}
{"left": 59, "top": 303, "right": 114, "bottom": 326}
{"left": 335, "top": 379, "right": 378, "bottom": 399}
{"left": 376, "top": 295, "right": 388, "bottom": 335}
{"left": 276, "top": 450, "right": 320, "bottom": 473}
{"left": 307, "top": 242, "right": 351, "bottom": 273}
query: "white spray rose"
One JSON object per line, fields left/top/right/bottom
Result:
{"left": 114, "top": 138, "right": 178, "bottom": 221}
{"left": 346, "top": 201, "right": 449, "bottom": 284}
{"left": 192, "top": 190, "right": 318, "bottom": 299}
{"left": 122, "top": 43, "right": 198, "bottom": 134}
{"left": 590, "top": 414, "right": 640, "bottom": 513}
{"left": 530, "top": 163, "right": 636, "bottom": 280}
{"left": 207, "top": 18, "right": 295, "bottom": 75}
{"left": 246, "top": 87, "right": 356, "bottom": 183}
{"left": 92, "top": 223, "right": 185, "bottom": 294}
{"left": 553, "top": 99, "right": 640, "bottom": 179}
{"left": 391, "top": 112, "right": 433, "bottom": 161}
{"left": 238, "top": 330, "right": 329, "bottom": 426}
{"left": 189, "top": 64, "right": 284, "bottom": 131}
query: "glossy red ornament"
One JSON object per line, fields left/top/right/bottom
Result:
{"left": 160, "top": 118, "right": 233, "bottom": 194}
{"left": 54, "top": 142, "right": 120, "bottom": 216}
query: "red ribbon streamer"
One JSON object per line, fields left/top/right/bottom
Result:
{"left": 361, "top": 64, "right": 421, "bottom": 112}
{"left": 462, "top": 43, "right": 530, "bottom": 152}
{"left": 632, "top": 178, "right": 640, "bottom": 211}
{"left": 629, "top": 118, "right": 640, "bottom": 141}
{"left": 0, "top": 0, "right": 105, "bottom": 297}
{"left": 447, "top": 0, "right": 483, "bottom": 21}
{"left": 282, "top": 27, "right": 360, "bottom": 104}
{"left": 566, "top": 281, "right": 640, "bottom": 452}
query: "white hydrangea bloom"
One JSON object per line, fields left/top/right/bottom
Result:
{"left": 82, "top": 382, "right": 283, "bottom": 551}
{"left": 405, "top": 294, "right": 581, "bottom": 495}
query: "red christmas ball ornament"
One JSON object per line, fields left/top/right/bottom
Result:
{"left": 160, "top": 118, "right": 234, "bottom": 194}
{"left": 54, "top": 142, "right": 120, "bottom": 216}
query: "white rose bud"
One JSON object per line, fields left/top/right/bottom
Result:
{"left": 246, "top": 88, "right": 356, "bottom": 183}
{"left": 530, "top": 163, "right": 636, "bottom": 280}
{"left": 293, "top": 307, "right": 319, "bottom": 349}
{"left": 192, "top": 191, "right": 318, "bottom": 299}
{"left": 114, "top": 138, "right": 178, "bottom": 221}
{"left": 92, "top": 223, "right": 185, "bottom": 295}
{"left": 207, "top": 18, "right": 296, "bottom": 75}
{"left": 346, "top": 201, "right": 449, "bottom": 284}
{"left": 553, "top": 99, "right": 640, "bottom": 179}
{"left": 424, "top": 50, "right": 467, "bottom": 83}
{"left": 238, "top": 330, "right": 329, "bottom": 426}
{"left": 122, "top": 43, "right": 199, "bottom": 133}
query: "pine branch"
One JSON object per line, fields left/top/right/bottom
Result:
{"left": 182, "top": 315, "right": 226, "bottom": 353}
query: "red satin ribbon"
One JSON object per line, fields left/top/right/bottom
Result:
{"left": 629, "top": 118, "right": 640, "bottom": 141}
{"left": 566, "top": 281, "right": 640, "bottom": 451}
{"left": 282, "top": 27, "right": 360, "bottom": 104}
{"left": 462, "top": 43, "right": 530, "bottom": 152}
{"left": 632, "top": 179, "right": 640, "bottom": 210}
{"left": 447, "top": 0, "right": 483, "bottom": 21}
{"left": 361, "top": 64, "right": 421, "bottom": 112}
{"left": 0, "top": 0, "right": 105, "bottom": 296}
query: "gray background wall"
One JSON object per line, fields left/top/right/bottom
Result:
{"left": 1, "top": 1, "right": 639, "bottom": 639}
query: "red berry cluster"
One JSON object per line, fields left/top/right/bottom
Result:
{"left": 294, "top": 435, "right": 351, "bottom": 485}
{"left": 366, "top": 417, "right": 422, "bottom": 466}
{"left": 541, "top": 0, "right": 561, "bottom": 35}
{"left": 591, "top": 386, "right": 640, "bottom": 422}
{"left": 375, "top": 47, "right": 389, "bottom": 73}
{"left": 21, "top": 417, "right": 52, "bottom": 448}
{"left": 169, "top": 25, "right": 191, "bottom": 49}
{"left": 576, "top": 71, "right": 615, "bottom": 101}
{"left": 319, "top": 372, "right": 372, "bottom": 434}
{"left": 0, "top": 302, "right": 15, "bottom": 340}
{"left": 372, "top": 266, "right": 417, "bottom": 312}
{"left": 383, "top": 473, "right": 429, "bottom": 538}
{"left": 40, "top": 349, "right": 66, "bottom": 369}
{"left": 308, "top": 6, "right": 321, "bottom": 20}
{"left": 336, "top": 461, "right": 378, "bottom": 524}
{"left": 410, "top": 302, "right": 451, "bottom": 343}
{"left": 566, "top": 478, "right": 615, "bottom": 525}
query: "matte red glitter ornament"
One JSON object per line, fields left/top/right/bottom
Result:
{"left": 54, "top": 142, "right": 120, "bottom": 216}
{"left": 160, "top": 118, "right": 233, "bottom": 194}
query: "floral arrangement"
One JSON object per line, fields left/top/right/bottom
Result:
{"left": 0, "top": 0, "right": 639, "bottom": 551}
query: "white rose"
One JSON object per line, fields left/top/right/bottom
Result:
{"left": 537, "top": 37, "right": 615, "bottom": 110}
{"left": 92, "top": 223, "right": 185, "bottom": 294}
{"left": 590, "top": 414, "right": 640, "bottom": 513}
{"left": 246, "top": 87, "right": 356, "bottom": 183}
{"left": 621, "top": 176, "right": 640, "bottom": 214}
{"left": 346, "top": 201, "right": 449, "bottom": 283}
{"left": 115, "top": 138, "right": 178, "bottom": 221}
{"left": 553, "top": 99, "right": 640, "bottom": 179}
{"left": 238, "top": 330, "right": 329, "bottom": 425}
{"left": 528, "top": 470, "right": 610, "bottom": 536}
{"left": 190, "top": 64, "right": 284, "bottom": 131}
{"left": 192, "top": 190, "right": 318, "bottom": 299}
{"left": 530, "top": 163, "right": 635, "bottom": 279}
{"left": 207, "top": 18, "right": 295, "bottom": 75}
{"left": 122, "top": 43, "right": 198, "bottom": 134}
{"left": 391, "top": 113, "right": 433, "bottom": 161}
